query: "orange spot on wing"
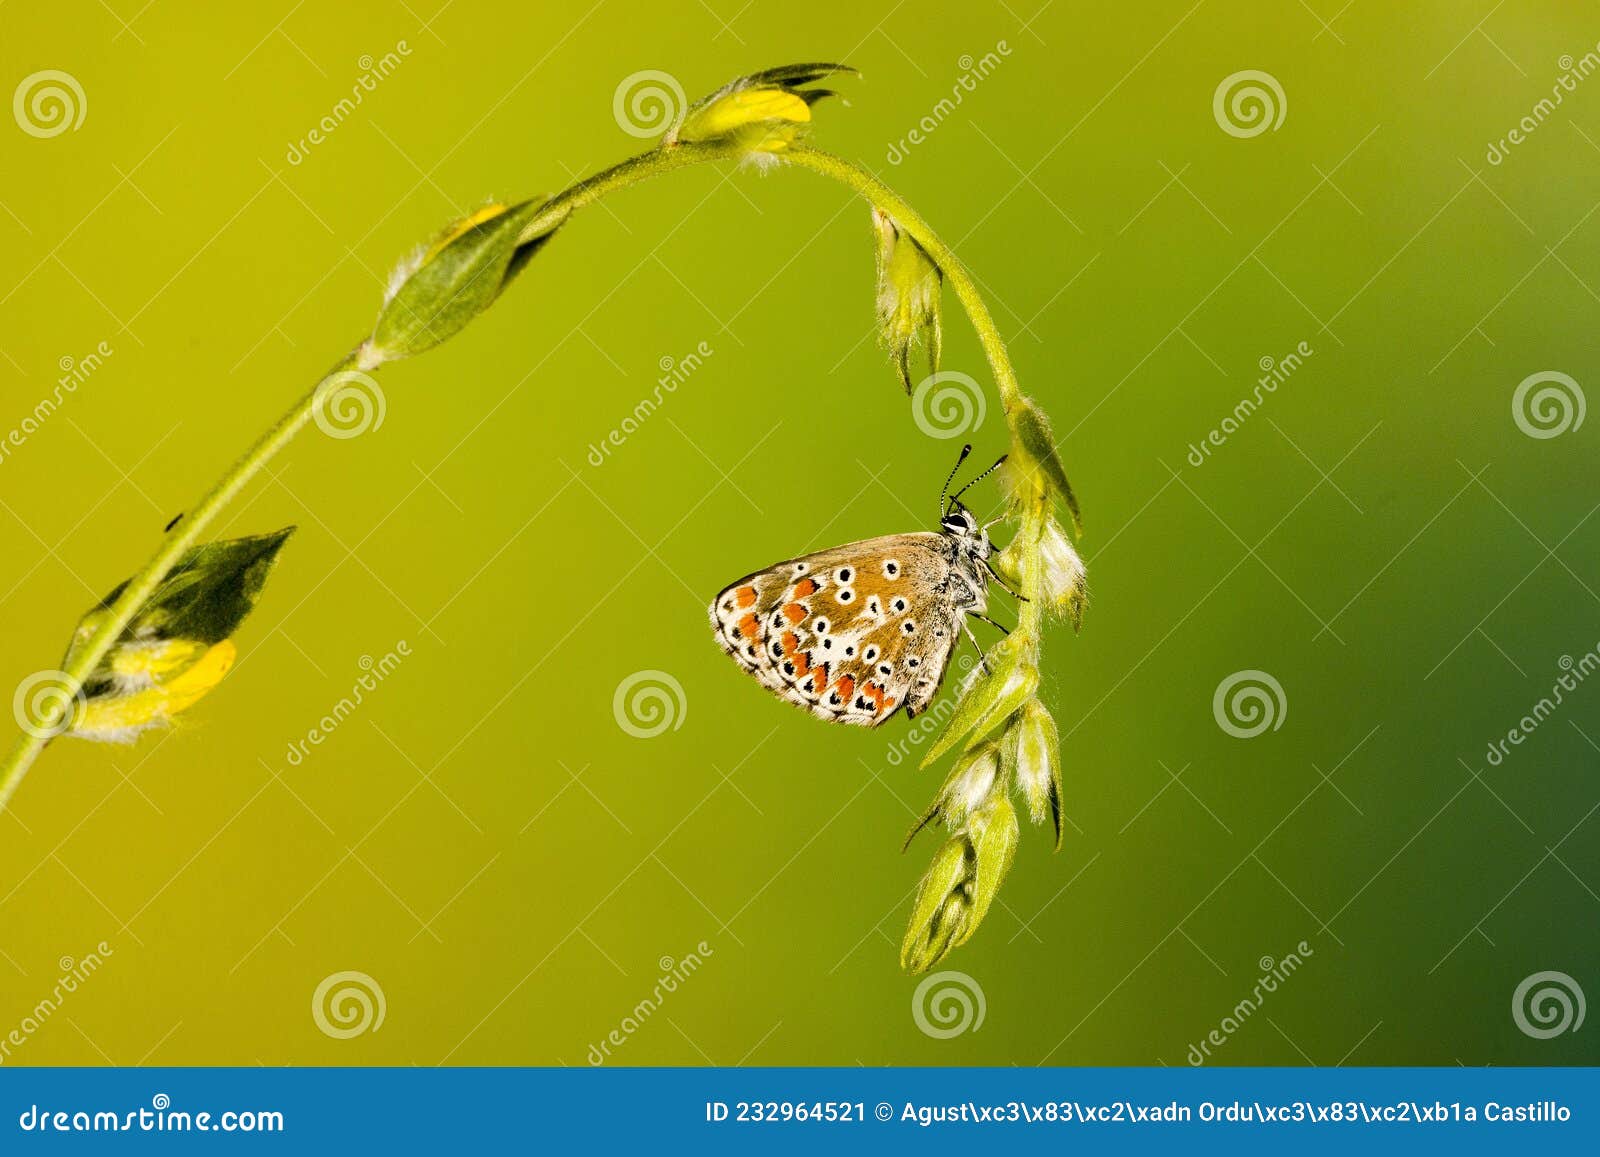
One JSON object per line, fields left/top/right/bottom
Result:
{"left": 734, "top": 585, "right": 757, "bottom": 608}
{"left": 738, "top": 612, "right": 760, "bottom": 639}
{"left": 793, "top": 577, "right": 819, "bottom": 597}
{"left": 782, "top": 602, "right": 807, "bottom": 625}
{"left": 834, "top": 674, "right": 855, "bottom": 700}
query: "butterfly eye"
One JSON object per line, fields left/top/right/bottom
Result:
{"left": 814, "top": 618, "right": 829, "bottom": 634}
{"left": 902, "top": 620, "right": 916, "bottom": 634}
{"left": 837, "top": 589, "right": 853, "bottom": 603}
{"left": 837, "top": 567, "right": 852, "bottom": 581}
{"left": 793, "top": 563, "right": 808, "bottom": 575}
{"left": 844, "top": 645, "right": 855, "bottom": 656}
{"left": 884, "top": 560, "right": 899, "bottom": 578}
{"left": 863, "top": 646, "right": 878, "bottom": 661}
{"left": 908, "top": 657, "right": 920, "bottom": 667}
{"left": 892, "top": 598, "right": 907, "bottom": 613}
{"left": 878, "top": 663, "right": 892, "bottom": 676}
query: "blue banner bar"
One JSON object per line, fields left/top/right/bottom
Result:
{"left": 1, "top": 1067, "right": 1595, "bottom": 1152}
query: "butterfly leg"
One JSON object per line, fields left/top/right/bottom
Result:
{"left": 960, "top": 618, "right": 995, "bottom": 675}
{"left": 983, "top": 559, "right": 1031, "bottom": 603}
{"left": 970, "top": 611, "right": 1011, "bottom": 636}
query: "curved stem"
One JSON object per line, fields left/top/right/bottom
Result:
{"left": 0, "top": 352, "right": 361, "bottom": 811}
{"left": 783, "top": 147, "right": 1026, "bottom": 414}
{"left": 0, "top": 146, "right": 737, "bottom": 814}
{"left": 0, "top": 137, "right": 1035, "bottom": 814}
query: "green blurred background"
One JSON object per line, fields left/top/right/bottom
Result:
{"left": 1, "top": 0, "right": 1596, "bottom": 1067}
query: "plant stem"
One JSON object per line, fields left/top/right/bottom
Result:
{"left": 0, "top": 138, "right": 1034, "bottom": 815}
{"left": 0, "top": 352, "right": 361, "bottom": 811}
{"left": 783, "top": 147, "right": 1026, "bottom": 415}
{"left": 0, "top": 148, "right": 738, "bottom": 815}
{"left": 783, "top": 147, "right": 1050, "bottom": 601}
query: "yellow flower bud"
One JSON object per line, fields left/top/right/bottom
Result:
{"left": 668, "top": 63, "right": 855, "bottom": 159}
{"left": 74, "top": 640, "right": 237, "bottom": 743}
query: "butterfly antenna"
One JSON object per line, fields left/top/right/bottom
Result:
{"left": 939, "top": 443, "right": 973, "bottom": 515}
{"left": 949, "top": 453, "right": 1008, "bottom": 506}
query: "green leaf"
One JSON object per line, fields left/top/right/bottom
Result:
{"left": 369, "top": 200, "right": 561, "bottom": 362}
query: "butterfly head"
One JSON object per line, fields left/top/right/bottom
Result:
{"left": 938, "top": 444, "right": 1004, "bottom": 562}
{"left": 939, "top": 502, "right": 992, "bottom": 560}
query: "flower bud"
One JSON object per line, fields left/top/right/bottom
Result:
{"left": 900, "top": 836, "right": 972, "bottom": 974}
{"left": 957, "top": 795, "right": 1018, "bottom": 946}
{"left": 73, "top": 641, "right": 237, "bottom": 742}
{"left": 872, "top": 208, "right": 942, "bottom": 393}
{"left": 61, "top": 529, "right": 293, "bottom": 743}
{"left": 668, "top": 63, "right": 855, "bottom": 160}
{"left": 1014, "top": 700, "right": 1064, "bottom": 847}
{"left": 365, "top": 199, "right": 563, "bottom": 365}
{"left": 1008, "top": 396, "right": 1082, "bottom": 535}
{"left": 920, "top": 635, "right": 1037, "bottom": 767}
{"left": 1037, "top": 516, "right": 1088, "bottom": 629}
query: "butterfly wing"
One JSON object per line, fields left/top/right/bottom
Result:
{"left": 710, "top": 532, "right": 971, "bottom": 726}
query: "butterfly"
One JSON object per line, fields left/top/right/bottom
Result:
{"left": 709, "top": 446, "right": 1017, "bottom": 726}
